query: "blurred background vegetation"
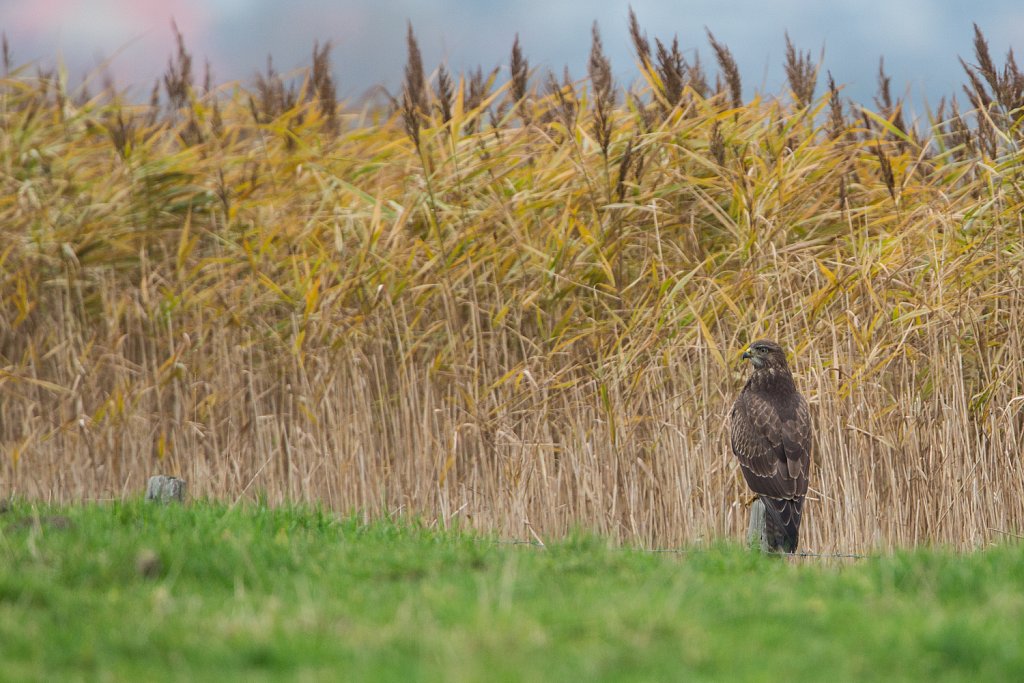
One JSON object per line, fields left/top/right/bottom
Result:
{"left": 1, "top": 18, "right": 1022, "bottom": 551}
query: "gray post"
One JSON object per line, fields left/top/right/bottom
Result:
{"left": 146, "top": 475, "right": 187, "bottom": 504}
{"left": 747, "top": 497, "right": 770, "bottom": 552}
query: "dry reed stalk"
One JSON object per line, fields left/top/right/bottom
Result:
{"left": 784, "top": 33, "right": 817, "bottom": 109}
{"left": 706, "top": 29, "right": 742, "bottom": 109}
{"left": 509, "top": 35, "right": 529, "bottom": 124}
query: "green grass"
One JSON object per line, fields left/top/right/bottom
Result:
{"left": 1, "top": 502, "right": 1023, "bottom": 681}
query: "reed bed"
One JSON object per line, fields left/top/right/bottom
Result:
{"left": 1, "top": 20, "right": 1023, "bottom": 552}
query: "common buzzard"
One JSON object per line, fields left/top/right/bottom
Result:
{"left": 730, "top": 339, "right": 812, "bottom": 552}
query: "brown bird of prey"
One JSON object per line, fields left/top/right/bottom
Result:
{"left": 730, "top": 339, "right": 812, "bottom": 552}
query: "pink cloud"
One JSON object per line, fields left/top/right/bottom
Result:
{"left": 5, "top": 0, "right": 208, "bottom": 36}
{"left": 1, "top": 0, "right": 214, "bottom": 85}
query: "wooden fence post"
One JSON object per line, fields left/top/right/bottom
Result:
{"left": 145, "top": 475, "right": 187, "bottom": 504}
{"left": 747, "top": 497, "right": 770, "bottom": 552}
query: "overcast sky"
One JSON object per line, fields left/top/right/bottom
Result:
{"left": 4, "top": 1, "right": 1022, "bottom": 112}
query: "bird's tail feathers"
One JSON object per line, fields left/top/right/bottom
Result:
{"left": 761, "top": 496, "right": 803, "bottom": 553}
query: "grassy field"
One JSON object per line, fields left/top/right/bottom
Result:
{"left": 2, "top": 500, "right": 1023, "bottom": 681}
{"left": 2, "top": 18, "right": 1024, "bottom": 552}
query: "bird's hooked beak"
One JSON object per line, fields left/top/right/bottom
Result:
{"left": 742, "top": 347, "right": 764, "bottom": 368}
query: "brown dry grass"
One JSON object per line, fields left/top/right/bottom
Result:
{"left": 2, "top": 22, "right": 1024, "bottom": 552}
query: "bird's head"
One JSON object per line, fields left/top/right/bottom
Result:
{"left": 741, "top": 339, "right": 789, "bottom": 371}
